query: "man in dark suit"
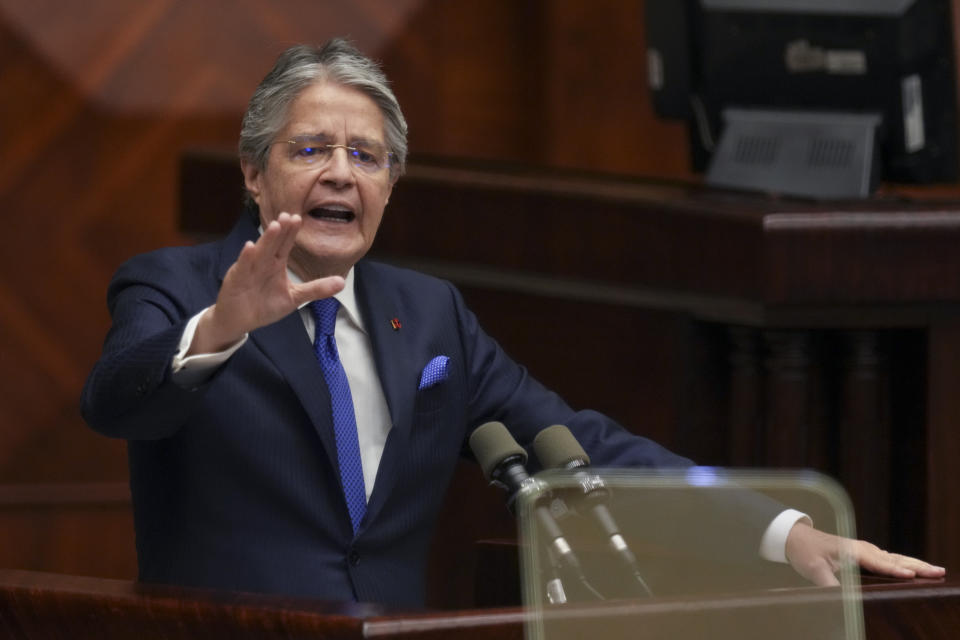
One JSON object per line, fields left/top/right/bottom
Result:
{"left": 81, "top": 39, "right": 943, "bottom": 607}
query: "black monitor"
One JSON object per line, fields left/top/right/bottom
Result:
{"left": 646, "top": 0, "right": 958, "bottom": 197}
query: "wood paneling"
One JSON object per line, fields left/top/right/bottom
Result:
{"left": 0, "top": 484, "right": 135, "bottom": 579}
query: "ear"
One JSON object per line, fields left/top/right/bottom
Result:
{"left": 384, "top": 176, "right": 396, "bottom": 206}
{"left": 240, "top": 159, "right": 263, "bottom": 204}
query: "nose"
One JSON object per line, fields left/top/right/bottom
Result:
{"left": 319, "top": 145, "right": 355, "bottom": 188}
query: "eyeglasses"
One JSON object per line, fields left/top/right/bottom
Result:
{"left": 273, "top": 135, "right": 394, "bottom": 174}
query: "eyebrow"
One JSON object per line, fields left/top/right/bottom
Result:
{"left": 287, "top": 132, "right": 386, "bottom": 148}
{"left": 286, "top": 132, "right": 333, "bottom": 143}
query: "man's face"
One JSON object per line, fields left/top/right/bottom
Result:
{"left": 242, "top": 81, "right": 395, "bottom": 279}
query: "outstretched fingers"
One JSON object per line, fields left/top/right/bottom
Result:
{"left": 229, "top": 213, "right": 302, "bottom": 283}
{"left": 853, "top": 542, "right": 945, "bottom": 579}
{"left": 788, "top": 522, "right": 949, "bottom": 585}
{"left": 273, "top": 213, "right": 302, "bottom": 262}
{"left": 257, "top": 213, "right": 301, "bottom": 263}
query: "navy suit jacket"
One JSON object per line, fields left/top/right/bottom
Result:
{"left": 81, "top": 214, "right": 773, "bottom": 606}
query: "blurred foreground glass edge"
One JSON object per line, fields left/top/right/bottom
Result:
{"left": 517, "top": 468, "right": 863, "bottom": 640}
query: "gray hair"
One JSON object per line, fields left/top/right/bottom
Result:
{"left": 239, "top": 39, "right": 408, "bottom": 179}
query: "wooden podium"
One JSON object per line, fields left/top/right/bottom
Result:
{"left": 0, "top": 568, "right": 957, "bottom": 639}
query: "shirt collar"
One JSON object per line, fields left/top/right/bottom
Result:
{"left": 289, "top": 266, "right": 365, "bottom": 333}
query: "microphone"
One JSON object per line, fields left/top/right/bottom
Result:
{"left": 469, "top": 421, "right": 535, "bottom": 512}
{"left": 534, "top": 424, "right": 652, "bottom": 595}
{"left": 469, "top": 421, "right": 590, "bottom": 596}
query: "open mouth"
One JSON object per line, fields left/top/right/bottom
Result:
{"left": 307, "top": 206, "right": 355, "bottom": 223}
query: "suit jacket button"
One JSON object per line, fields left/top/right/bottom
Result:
{"left": 349, "top": 550, "right": 360, "bottom": 566}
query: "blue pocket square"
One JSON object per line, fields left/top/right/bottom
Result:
{"left": 418, "top": 355, "right": 450, "bottom": 390}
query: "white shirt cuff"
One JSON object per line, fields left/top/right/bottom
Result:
{"left": 759, "top": 508, "right": 811, "bottom": 563}
{"left": 170, "top": 307, "right": 248, "bottom": 387}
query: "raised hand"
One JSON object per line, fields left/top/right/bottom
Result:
{"left": 190, "top": 212, "right": 344, "bottom": 354}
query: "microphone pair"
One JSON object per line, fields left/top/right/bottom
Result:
{"left": 468, "top": 421, "right": 652, "bottom": 599}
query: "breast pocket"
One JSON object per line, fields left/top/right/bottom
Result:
{"left": 413, "top": 382, "right": 447, "bottom": 416}
{"left": 414, "top": 355, "right": 452, "bottom": 416}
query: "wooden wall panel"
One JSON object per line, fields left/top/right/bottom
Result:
{"left": 0, "top": 484, "right": 135, "bottom": 580}
{"left": 537, "top": 0, "right": 692, "bottom": 176}
{"left": 381, "top": 1, "right": 550, "bottom": 162}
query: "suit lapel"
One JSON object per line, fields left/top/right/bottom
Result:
{"left": 354, "top": 261, "right": 416, "bottom": 435}
{"left": 354, "top": 261, "right": 418, "bottom": 524}
{"left": 249, "top": 314, "right": 339, "bottom": 472}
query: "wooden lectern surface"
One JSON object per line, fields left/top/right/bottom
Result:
{"left": 0, "top": 569, "right": 957, "bottom": 640}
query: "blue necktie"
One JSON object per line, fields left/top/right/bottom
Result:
{"left": 310, "top": 298, "right": 366, "bottom": 534}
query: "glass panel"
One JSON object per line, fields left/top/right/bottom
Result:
{"left": 516, "top": 469, "right": 863, "bottom": 640}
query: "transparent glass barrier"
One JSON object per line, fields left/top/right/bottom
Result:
{"left": 516, "top": 468, "right": 862, "bottom": 640}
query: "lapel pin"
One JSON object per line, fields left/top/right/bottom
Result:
{"left": 390, "top": 317, "right": 402, "bottom": 331}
